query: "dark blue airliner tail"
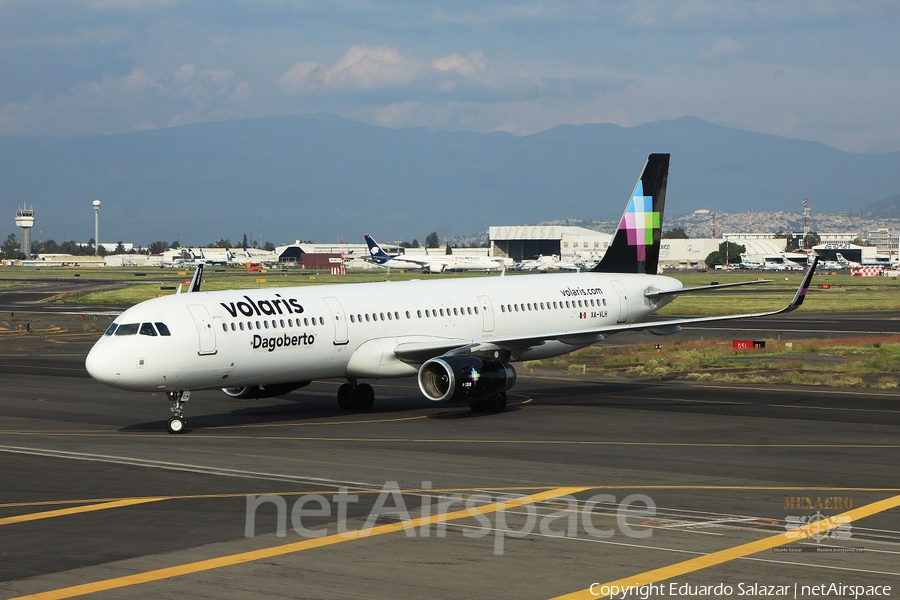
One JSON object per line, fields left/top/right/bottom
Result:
{"left": 364, "top": 234, "right": 392, "bottom": 264}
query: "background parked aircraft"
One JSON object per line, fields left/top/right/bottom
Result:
{"left": 364, "top": 234, "right": 503, "bottom": 272}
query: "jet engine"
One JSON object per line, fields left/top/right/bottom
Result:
{"left": 221, "top": 381, "right": 310, "bottom": 399}
{"left": 417, "top": 356, "right": 516, "bottom": 403}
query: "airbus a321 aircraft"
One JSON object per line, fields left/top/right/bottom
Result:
{"left": 86, "top": 154, "right": 818, "bottom": 433}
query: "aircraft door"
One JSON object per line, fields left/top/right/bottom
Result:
{"left": 187, "top": 304, "right": 217, "bottom": 355}
{"left": 478, "top": 295, "right": 494, "bottom": 332}
{"left": 324, "top": 297, "right": 349, "bottom": 345}
{"left": 611, "top": 281, "right": 629, "bottom": 323}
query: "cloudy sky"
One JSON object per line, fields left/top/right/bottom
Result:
{"left": 2, "top": 0, "right": 899, "bottom": 153}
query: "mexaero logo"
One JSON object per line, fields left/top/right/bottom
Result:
{"left": 253, "top": 332, "right": 315, "bottom": 352}
{"left": 220, "top": 294, "right": 303, "bottom": 318}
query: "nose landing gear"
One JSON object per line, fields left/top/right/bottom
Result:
{"left": 166, "top": 390, "right": 190, "bottom": 434}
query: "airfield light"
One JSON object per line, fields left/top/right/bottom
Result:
{"left": 92, "top": 199, "right": 101, "bottom": 255}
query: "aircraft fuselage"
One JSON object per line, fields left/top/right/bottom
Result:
{"left": 85, "top": 272, "right": 678, "bottom": 394}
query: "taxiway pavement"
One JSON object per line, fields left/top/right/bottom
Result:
{"left": 0, "top": 318, "right": 898, "bottom": 599}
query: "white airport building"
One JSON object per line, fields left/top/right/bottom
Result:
{"left": 489, "top": 226, "right": 612, "bottom": 264}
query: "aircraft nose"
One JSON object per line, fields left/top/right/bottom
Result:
{"left": 85, "top": 342, "right": 123, "bottom": 385}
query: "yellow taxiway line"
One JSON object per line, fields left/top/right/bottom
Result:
{"left": 0, "top": 497, "right": 169, "bottom": 527}
{"left": 10, "top": 486, "right": 589, "bottom": 600}
{"left": 551, "top": 492, "right": 900, "bottom": 599}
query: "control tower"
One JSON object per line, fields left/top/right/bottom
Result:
{"left": 15, "top": 207, "right": 35, "bottom": 258}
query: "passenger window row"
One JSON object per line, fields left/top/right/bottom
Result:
{"left": 500, "top": 298, "right": 606, "bottom": 313}
{"left": 223, "top": 316, "right": 325, "bottom": 333}
{"left": 348, "top": 305, "right": 481, "bottom": 324}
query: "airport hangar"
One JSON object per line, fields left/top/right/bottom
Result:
{"left": 488, "top": 227, "right": 883, "bottom": 269}
{"left": 487, "top": 226, "right": 793, "bottom": 269}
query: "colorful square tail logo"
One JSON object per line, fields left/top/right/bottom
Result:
{"left": 619, "top": 181, "right": 660, "bottom": 261}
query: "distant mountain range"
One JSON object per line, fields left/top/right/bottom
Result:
{"left": 851, "top": 194, "right": 900, "bottom": 219}
{"left": 1, "top": 113, "right": 898, "bottom": 247}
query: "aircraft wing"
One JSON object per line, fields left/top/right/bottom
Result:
{"left": 644, "top": 278, "right": 772, "bottom": 300}
{"left": 364, "top": 254, "right": 430, "bottom": 268}
{"left": 392, "top": 256, "right": 432, "bottom": 267}
{"left": 394, "top": 258, "right": 817, "bottom": 364}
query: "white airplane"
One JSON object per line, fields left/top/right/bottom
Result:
{"left": 186, "top": 248, "right": 234, "bottom": 267}
{"left": 835, "top": 253, "right": 855, "bottom": 268}
{"left": 86, "top": 154, "right": 818, "bottom": 433}
{"left": 519, "top": 255, "right": 580, "bottom": 271}
{"left": 364, "top": 235, "right": 503, "bottom": 272}
{"left": 739, "top": 253, "right": 764, "bottom": 269}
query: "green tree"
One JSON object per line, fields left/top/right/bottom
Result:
{"left": 425, "top": 232, "right": 439, "bottom": 248}
{"left": 662, "top": 227, "right": 689, "bottom": 239}
{"left": 804, "top": 232, "right": 821, "bottom": 249}
{"left": 2, "top": 233, "right": 19, "bottom": 258}
{"left": 705, "top": 241, "right": 746, "bottom": 267}
{"left": 114, "top": 241, "right": 127, "bottom": 254}
{"left": 148, "top": 240, "right": 170, "bottom": 254}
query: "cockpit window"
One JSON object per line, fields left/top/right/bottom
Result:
{"left": 155, "top": 322, "right": 171, "bottom": 336}
{"left": 114, "top": 323, "right": 140, "bottom": 336}
{"left": 139, "top": 322, "right": 157, "bottom": 336}
{"left": 104, "top": 323, "right": 118, "bottom": 336}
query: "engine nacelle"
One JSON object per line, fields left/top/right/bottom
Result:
{"left": 417, "top": 356, "right": 516, "bottom": 403}
{"left": 221, "top": 381, "right": 310, "bottom": 399}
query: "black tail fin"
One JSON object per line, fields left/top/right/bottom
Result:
{"left": 593, "top": 153, "right": 670, "bottom": 275}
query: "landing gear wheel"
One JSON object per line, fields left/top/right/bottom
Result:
{"left": 484, "top": 391, "right": 508, "bottom": 413}
{"left": 166, "top": 390, "right": 190, "bottom": 433}
{"left": 353, "top": 383, "right": 375, "bottom": 409}
{"left": 337, "top": 383, "right": 354, "bottom": 410}
{"left": 167, "top": 416, "right": 186, "bottom": 434}
{"left": 468, "top": 400, "right": 488, "bottom": 413}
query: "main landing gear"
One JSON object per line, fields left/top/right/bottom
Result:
{"left": 337, "top": 380, "right": 375, "bottom": 410}
{"left": 468, "top": 391, "right": 508, "bottom": 414}
{"left": 166, "top": 390, "right": 190, "bottom": 434}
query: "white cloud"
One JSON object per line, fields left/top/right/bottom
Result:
{"left": 278, "top": 45, "right": 542, "bottom": 103}
{"left": 2, "top": 2, "right": 899, "bottom": 152}
{"left": 279, "top": 45, "right": 425, "bottom": 93}
{"left": 697, "top": 37, "right": 747, "bottom": 61}
{"left": 204, "top": 68, "right": 234, "bottom": 86}
{"left": 173, "top": 63, "right": 195, "bottom": 85}
{"left": 432, "top": 51, "right": 485, "bottom": 76}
